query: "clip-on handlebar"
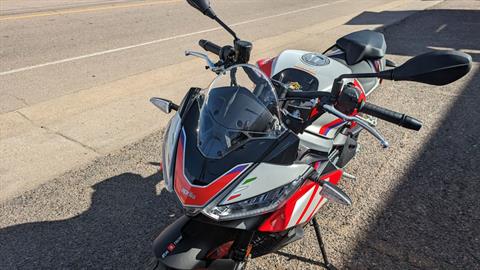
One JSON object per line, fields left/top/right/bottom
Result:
{"left": 188, "top": 39, "right": 422, "bottom": 148}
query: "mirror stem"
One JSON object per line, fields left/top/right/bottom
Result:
{"left": 213, "top": 16, "right": 238, "bottom": 40}
{"left": 335, "top": 69, "right": 395, "bottom": 81}
{"left": 331, "top": 70, "right": 394, "bottom": 98}
{"left": 171, "top": 103, "right": 179, "bottom": 111}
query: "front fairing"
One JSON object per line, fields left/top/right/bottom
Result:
{"left": 169, "top": 99, "right": 280, "bottom": 208}
{"left": 183, "top": 101, "right": 277, "bottom": 184}
{"left": 162, "top": 87, "right": 200, "bottom": 192}
{"left": 161, "top": 65, "right": 303, "bottom": 216}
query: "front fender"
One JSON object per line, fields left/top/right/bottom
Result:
{"left": 152, "top": 215, "right": 240, "bottom": 270}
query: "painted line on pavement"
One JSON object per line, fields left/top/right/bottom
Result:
{"left": 0, "top": 0, "right": 347, "bottom": 76}
{"left": 0, "top": 0, "right": 182, "bottom": 21}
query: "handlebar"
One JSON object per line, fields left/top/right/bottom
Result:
{"left": 189, "top": 35, "right": 426, "bottom": 151}
{"left": 359, "top": 102, "right": 422, "bottom": 131}
{"left": 280, "top": 85, "right": 421, "bottom": 148}
{"left": 199, "top": 39, "right": 221, "bottom": 56}
{"left": 284, "top": 90, "right": 331, "bottom": 99}
{"left": 198, "top": 39, "right": 250, "bottom": 65}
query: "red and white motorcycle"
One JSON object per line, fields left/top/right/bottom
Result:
{"left": 148, "top": 1, "right": 472, "bottom": 269}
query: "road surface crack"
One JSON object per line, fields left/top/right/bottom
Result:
{"left": 8, "top": 94, "right": 29, "bottom": 107}
{"left": 15, "top": 111, "right": 100, "bottom": 155}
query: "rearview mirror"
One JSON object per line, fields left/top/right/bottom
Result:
{"left": 186, "top": 0, "right": 216, "bottom": 19}
{"left": 379, "top": 50, "right": 472, "bottom": 85}
{"left": 320, "top": 182, "right": 352, "bottom": 206}
{"left": 150, "top": 97, "right": 178, "bottom": 114}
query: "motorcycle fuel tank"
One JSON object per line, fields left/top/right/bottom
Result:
{"left": 268, "top": 50, "right": 355, "bottom": 158}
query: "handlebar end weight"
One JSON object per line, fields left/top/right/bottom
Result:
{"left": 402, "top": 116, "right": 422, "bottom": 131}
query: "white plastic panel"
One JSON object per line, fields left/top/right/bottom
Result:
{"left": 222, "top": 163, "right": 310, "bottom": 204}
{"left": 286, "top": 186, "right": 315, "bottom": 228}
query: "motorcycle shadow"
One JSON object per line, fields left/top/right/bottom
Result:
{"left": 0, "top": 170, "right": 180, "bottom": 269}
{"left": 345, "top": 7, "right": 480, "bottom": 270}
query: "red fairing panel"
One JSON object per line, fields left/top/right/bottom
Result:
{"left": 256, "top": 58, "right": 275, "bottom": 77}
{"left": 353, "top": 79, "right": 366, "bottom": 101}
{"left": 319, "top": 118, "right": 345, "bottom": 136}
{"left": 348, "top": 79, "right": 366, "bottom": 129}
{"left": 173, "top": 129, "right": 250, "bottom": 207}
{"left": 258, "top": 169, "right": 343, "bottom": 233}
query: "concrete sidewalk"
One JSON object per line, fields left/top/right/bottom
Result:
{"left": 0, "top": 0, "right": 440, "bottom": 202}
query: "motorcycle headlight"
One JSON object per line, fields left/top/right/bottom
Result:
{"left": 202, "top": 169, "right": 311, "bottom": 221}
{"left": 162, "top": 113, "right": 181, "bottom": 192}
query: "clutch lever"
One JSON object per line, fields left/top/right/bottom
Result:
{"left": 322, "top": 104, "right": 389, "bottom": 148}
{"left": 185, "top": 50, "right": 223, "bottom": 73}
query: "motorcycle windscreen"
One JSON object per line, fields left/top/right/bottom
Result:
{"left": 198, "top": 86, "right": 280, "bottom": 159}
{"left": 173, "top": 65, "right": 288, "bottom": 207}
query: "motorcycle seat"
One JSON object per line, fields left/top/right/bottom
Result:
{"left": 336, "top": 30, "right": 386, "bottom": 65}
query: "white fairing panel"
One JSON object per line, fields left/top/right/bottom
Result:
{"left": 297, "top": 186, "right": 325, "bottom": 224}
{"left": 284, "top": 171, "right": 336, "bottom": 229}
{"left": 162, "top": 113, "right": 181, "bottom": 192}
{"left": 222, "top": 163, "right": 310, "bottom": 204}
{"left": 286, "top": 185, "right": 315, "bottom": 228}
{"left": 298, "top": 132, "right": 333, "bottom": 153}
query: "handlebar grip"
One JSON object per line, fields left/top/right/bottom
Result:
{"left": 199, "top": 39, "right": 221, "bottom": 56}
{"left": 360, "top": 102, "right": 422, "bottom": 131}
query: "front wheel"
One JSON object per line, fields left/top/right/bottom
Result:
{"left": 233, "top": 261, "right": 247, "bottom": 270}
{"left": 204, "top": 259, "right": 247, "bottom": 270}
{"left": 145, "top": 257, "right": 169, "bottom": 270}
{"left": 146, "top": 257, "right": 246, "bottom": 270}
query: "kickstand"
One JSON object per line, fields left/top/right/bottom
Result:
{"left": 311, "top": 217, "right": 337, "bottom": 270}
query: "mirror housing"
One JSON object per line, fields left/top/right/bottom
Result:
{"left": 320, "top": 182, "right": 352, "bottom": 206}
{"left": 150, "top": 97, "right": 178, "bottom": 114}
{"left": 186, "top": 0, "right": 216, "bottom": 19}
{"left": 378, "top": 50, "right": 472, "bottom": 85}
{"left": 186, "top": 0, "right": 238, "bottom": 39}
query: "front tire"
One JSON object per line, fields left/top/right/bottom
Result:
{"left": 146, "top": 257, "right": 168, "bottom": 270}
{"left": 146, "top": 257, "right": 246, "bottom": 270}
{"left": 233, "top": 261, "right": 247, "bottom": 270}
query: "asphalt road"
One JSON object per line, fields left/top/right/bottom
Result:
{"left": 1, "top": 0, "right": 137, "bottom": 14}
{"left": 0, "top": 0, "right": 396, "bottom": 113}
{"left": 1, "top": 0, "right": 479, "bottom": 269}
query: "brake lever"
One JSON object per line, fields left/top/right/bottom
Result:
{"left": 185, "top": 50, "right": 224, "bottom": 73}
{"left": 322, "top": 104, "right": 389, "bottom": 148}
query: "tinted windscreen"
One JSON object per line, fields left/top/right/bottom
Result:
{"left": 197, "top": 64, "right": 284, "bottom": 159}
{"left": 203, "top": 86, "right": 276, "bottom": 131}
{"left": 198, "top": 86, "right": 277, "bottom": 158}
